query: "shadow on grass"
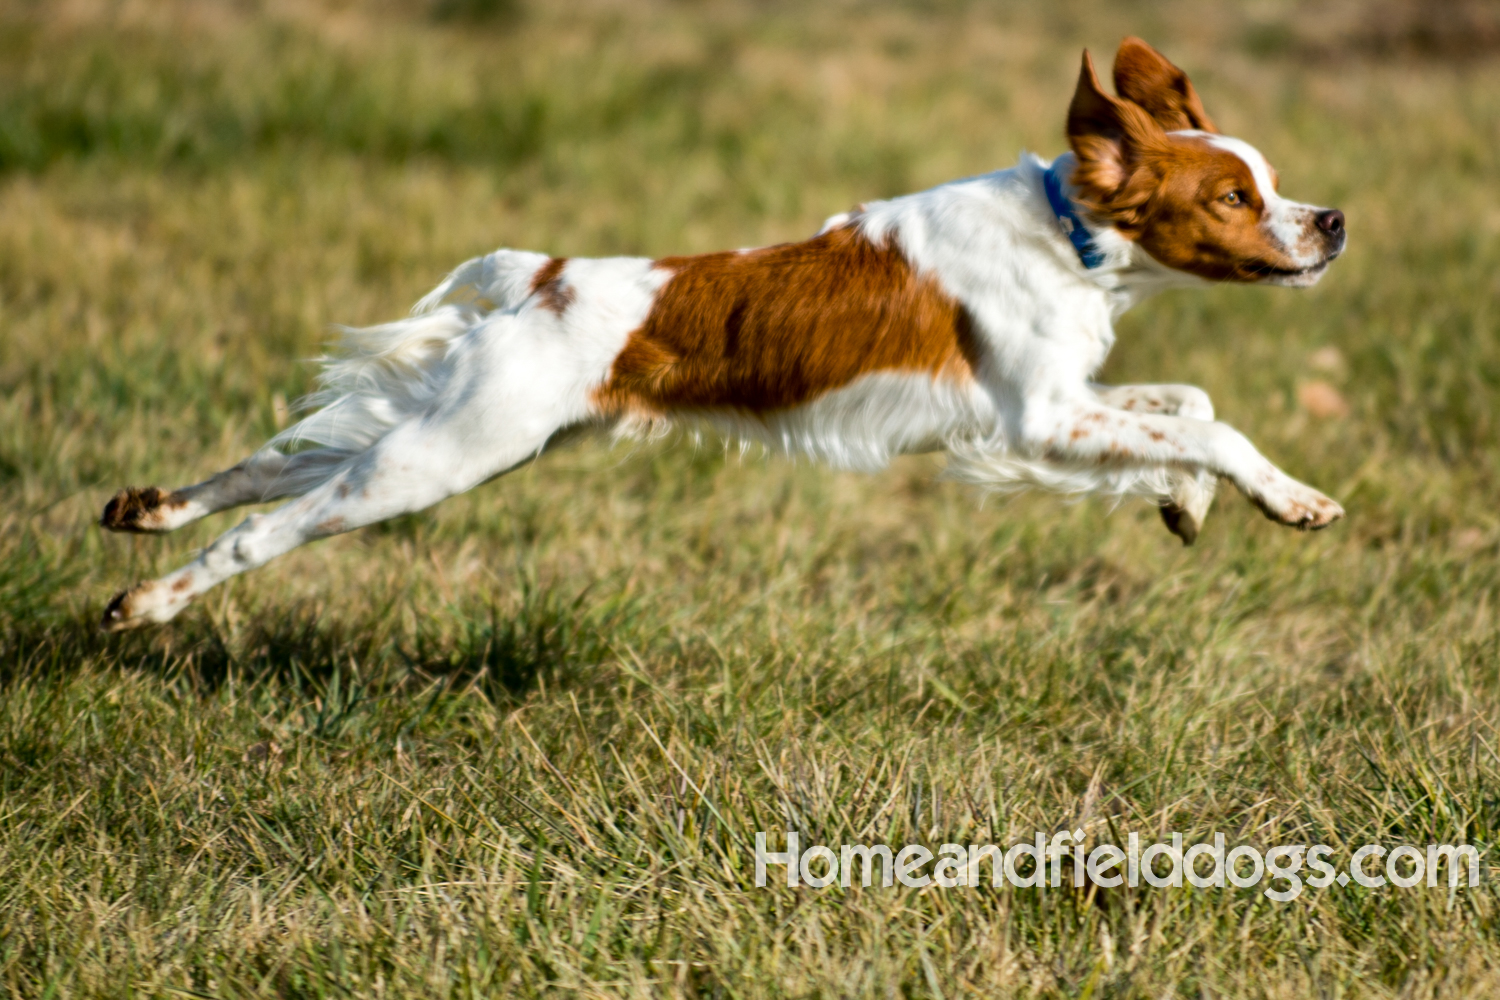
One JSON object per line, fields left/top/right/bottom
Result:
{"left": 0, "top": 579, "right": 634, "bottom": 709}
{"left": 403, "top": 582, "right": 626, "bottom": 705}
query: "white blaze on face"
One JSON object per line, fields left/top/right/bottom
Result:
{"left": 1195, "top": 132, "right": 1327, "bottom": 270}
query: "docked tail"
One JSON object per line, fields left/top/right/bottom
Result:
{"left": 266, "top": 248, "right": 550, "bottom": 487}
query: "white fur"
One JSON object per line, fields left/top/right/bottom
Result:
{"left": 101, "top": 136, "right": 1345, "bottom": 628}
{"left": 687, "top": 371, "right": 994, "bottom": 474}
{"left": 1197, "top": 132, "right": 1334, "bottom": 280}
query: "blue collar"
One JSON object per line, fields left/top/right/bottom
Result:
{"left": 1042, "top": 160, "right": 1106, "bottom": 270}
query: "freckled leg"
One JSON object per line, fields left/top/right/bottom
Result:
{"left": 1091, "top": 383, "right": 1219, "bottom": 544}
{"left": 101, "top": 449, "right": 351, "bottom": 534}
{"left": 100, "top": 416, "right": 564, "bottom": 631}
{"left": 1025, "top": 397, "right": 1343, "bottom": 532}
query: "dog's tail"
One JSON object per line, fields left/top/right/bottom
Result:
{"left": 264, "top": 249, "right": 550, "bottom": 486}
{"left": 410, "top": 248, "right": 551, "bottom": 316}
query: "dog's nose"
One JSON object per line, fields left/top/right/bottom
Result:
{"left": 1315, "top": 209, "right": 1344, "bottom": 234}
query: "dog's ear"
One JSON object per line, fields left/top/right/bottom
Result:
{"left": 1112, "top": 37, "right": 1217, "bottom": 133}
{"left": 1066, "top": 49, "right": 1166, "bottom": 228}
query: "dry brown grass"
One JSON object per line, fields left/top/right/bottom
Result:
{"left": 3, "top": 1, "right": 1500, "bottom": 996}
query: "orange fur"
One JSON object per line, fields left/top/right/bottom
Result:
{"left": 1112, "top": 36, "right": 1217, "bottom": 133}
{"left": 529, "top": 257, "right": 574, "bottom": 315}
{"left": 1066, "top": 41, "right": 1313, "bottom": 281}
{"left": 593, "top": 225, "right": 980, "bottom": 417}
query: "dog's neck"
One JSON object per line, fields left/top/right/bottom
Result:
{"left": 1042, "top": 158, "right": 1107, "bottom": 270}
{"left": 1040, "top": 153, "right": 1207, "bottom": 315}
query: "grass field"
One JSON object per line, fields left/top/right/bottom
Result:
{"left": 4, "top": 0, "right": 1500, "bottom": 996}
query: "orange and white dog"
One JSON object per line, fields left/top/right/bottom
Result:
{"left": 100, "top": 38, "right": 1347, "bottom": 630}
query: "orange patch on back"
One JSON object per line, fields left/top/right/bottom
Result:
{"left": 530, "top": 258, "right": 575, "bottom": 315}
{"left": 593, "top": 226, "right": 979, "bottom": 417}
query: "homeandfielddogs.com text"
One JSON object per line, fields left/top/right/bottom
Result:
{"left": 755, "top": 831, "right": 1481, "bottom": 902}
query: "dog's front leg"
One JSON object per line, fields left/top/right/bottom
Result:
{"left": 1090, "top": 383, "right": 1218, "bottom": 544}
{"left": 1022, "top": 398, "right": 1343, "bottom": 531}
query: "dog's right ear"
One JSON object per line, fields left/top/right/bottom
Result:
{"left": 1112, "top": 37, "right": 1217, "bottom": 134}
{"left": 1065, "top": 49, "right": 1166, "bottom": 229}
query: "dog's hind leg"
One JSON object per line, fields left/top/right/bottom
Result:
{"left": 100, "top": 305, "right": 619, "bottom": 631}
{"left": 102, "top": 250, "right": 564, "bottom": 538}
{"left": 100, "top": 448, "right": 350, "bottom": 534}
{"left": 1090, "top": 382, "right": 1219, "bottom": 544}
{"left": 100, "top": 425, "right": 558, "bottom": 630}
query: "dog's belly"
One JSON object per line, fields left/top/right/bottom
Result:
{"left": 631, "top": 369, "right": 997, "bottom": 472}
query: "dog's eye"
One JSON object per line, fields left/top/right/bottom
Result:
{"left": 1222, "top": 191, "right": 1244, "bottom": 206}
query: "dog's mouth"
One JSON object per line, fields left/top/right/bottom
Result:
{"left": 1243, "top": 247, "right": 1341, "bottom": 284}
{"left": 1263, "top": 260, "right": 1328, "bottom": 279}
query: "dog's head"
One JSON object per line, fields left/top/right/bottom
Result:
{"left": 1066, "top": 38, "right": 1344, "bottom": 287}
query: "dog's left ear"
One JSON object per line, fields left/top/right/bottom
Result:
{"left": 1112, "top": 37, "right": 1217, "bottom": 134}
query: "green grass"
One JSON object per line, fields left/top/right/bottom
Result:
{"left": 3, "top": 1, "right": 1500, "bottom": 996}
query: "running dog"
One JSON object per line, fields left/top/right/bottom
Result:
{"left": 100, "top": 37, "right": 1347, "bottom": 630}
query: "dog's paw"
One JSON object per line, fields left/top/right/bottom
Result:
{"left": 1160, "top": 471, "right": 1217, "bottom": 546}
{"left": 100, "top": 575, "right": 195, "bottom": 632}
{"left": 1160, "top": 502, "right": 1199, "bottom": 545}
{"left": 101, "top": 586, "right": 150, "bottom": 632}
{"left": 1249, "top": 476, "right": 1344, "bottom": 531}
{"left": 101, "top": 486, "right": 185, "bottom": 534}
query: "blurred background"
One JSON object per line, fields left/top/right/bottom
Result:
{"left": 3, "top": 0, "right": 1500, "bottom": 526}
{"left": 3, "top": 1, "right": 1500, "bottom": 996}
